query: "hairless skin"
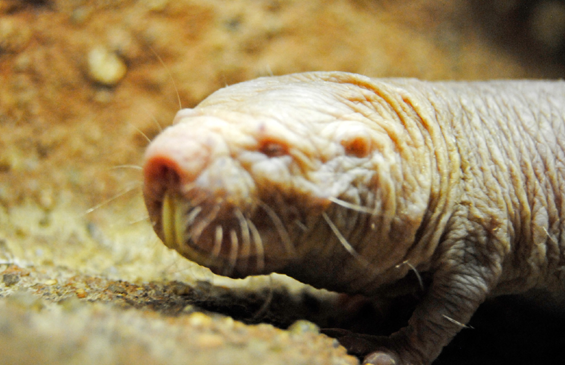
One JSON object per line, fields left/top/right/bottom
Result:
{"left": 143, "top": 71, "right": 565, "bottom": 365}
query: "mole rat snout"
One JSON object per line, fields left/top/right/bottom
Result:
{"left": 143, "top": 119, "right": 255, "bottom": 218}
{"left": 142, "top": 107, "right": 333, "bottom": 277}
{"left": 142, "top": 117, "right": 274, "bottom": 276}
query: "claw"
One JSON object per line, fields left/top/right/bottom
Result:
{"left": 364, "top": 352, "right": 399, "bottom": 365}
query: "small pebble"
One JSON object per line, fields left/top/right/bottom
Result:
{"left": 107, "top": 283, "right": 126, "bottom": 294}
{"left": 76, "top": 288, "right": 87, "bottom": 298}
{"left": 221, "top": 316, "right": 235, "bottom": 329}
{"left": 287, "top": 319, "right": 320, "bottom": 335}
{"left": 187, "top": 312, "right": 213, "bottom": 327}
{"left": 87, "top": 46, "right": 127, "bottom": 86}
{"left": 44, "top": 279, "right": 58, "bottom": 286}
{"left": 2, "top": 273, "right": 20, "bottom": 286}
{"left": 182, "top": 304, "right": 196, "bottom": 313}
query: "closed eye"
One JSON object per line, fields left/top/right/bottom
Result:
{"left": 259, "top": 140, "right": 289, "bottom": 157}
{"left": 341, "top": 135, "right": 371, "bottom": 158}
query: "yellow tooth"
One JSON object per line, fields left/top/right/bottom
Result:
{"left": 174, "top": 193, "right": 185, "bottom": 252}
{"left": 162, "top": 192, "right": 175, "bottom": 249}
{"left": 162, "top": 192, "right": 220, "bottom": 267}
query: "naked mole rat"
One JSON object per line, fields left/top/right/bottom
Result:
{"left": 142, "top": 71, "right": 565, "bottom": 365}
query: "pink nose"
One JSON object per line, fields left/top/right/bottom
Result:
{"left": 144, "top": 126, "right": 209, "bottom": 189}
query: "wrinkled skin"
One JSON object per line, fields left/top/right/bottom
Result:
{"left": 143, "top": 72, "right": 565, "bottom": 364}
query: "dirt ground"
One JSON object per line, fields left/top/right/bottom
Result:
{"left": 1, "top": 0, "right": 565, "bottom": 364}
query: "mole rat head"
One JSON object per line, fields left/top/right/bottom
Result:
{"left": 142, "top": 72, "right": 424, "bottom": 290}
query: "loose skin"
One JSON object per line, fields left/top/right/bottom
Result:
{"left": 142, "top": 72, "right": 565, "bottom": 365}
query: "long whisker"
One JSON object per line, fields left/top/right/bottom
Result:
{"left": 247, "top": 219, "right": 264, "bottom": 272}
{"left": 84, "top": 183, "right": 141, "bottom": 215}
{"left": 138, "top": 104, "right": 163, "bottom": 132}
{"left": 176, "top": 205, "right": 201, "bottom": 248}
{"left": 328, "top": 197, "right": 375, "bottom": 214}
{"left": 148, "top": 44, "right": 182, "bottom": 111}
{"left": 395, "top": 260, "right": 424, "bottom": 291}
{"left": 442, "top": 315, "right": 472, "bottom": 329}
{"left": 251, "top": 275, "right": 274, "bottom": 322}
{"left": 110, "top": 165, "right": 143, "bottom": 171}
{"left": 259, "top": 201, "right": 295, "bottom": 256}
{"left": 127, "top": 215, "right": 150, "bottom": 225}
{"left": 132, "top": 125, "right": 152, "bottom": 144}
{"left": 190, "top": 205, "right": 219, "bottom": 243}
{"left": 211, "top": 225, "right": 223, "bottom": 258}
{"left": 185, "top": 206, "right": 203, "bottom": 226}
{"left": 227, "top": 229, "right": 239, "bottom": 274}
{"left": 235, "top": 209, "right": 251, "bottom": 272}
{"left": 322, "top": 212, "right": 375, "bottom": 272}
{"left": 293, "top": 219, "right": 308, "bottom": 232}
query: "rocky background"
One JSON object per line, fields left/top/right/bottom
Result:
{"left": 1, "top": 0, "right": 565, "bottom": 364}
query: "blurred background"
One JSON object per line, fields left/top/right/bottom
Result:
{"left": 1, "top": 1, "right": 565, "bottom": 364}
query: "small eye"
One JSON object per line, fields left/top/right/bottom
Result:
{"left": 341, "top": 135, "right": 371, "bottom": 158}
{"left": 259, "top": 140, "right": 288, "bottom": 157}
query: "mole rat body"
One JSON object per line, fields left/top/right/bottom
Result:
{"left": 143, "top": 71, "right": 565, "bottom": 365}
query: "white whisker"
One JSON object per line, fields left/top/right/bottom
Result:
{"left": 442, "top": 315, "right": 472, "bottom": 329}
{"left": 328, "top": 197, "right": 375, "bottom": 214}
{"left": 259, "top": 201, "right": 295, "bottom": 256}
{"left": 251, "top": 275, "right": 274, "bottom": 321}
{"left": 247, "top": 219, "right": 264, "bottom": 272}
{"left": 181, "top": 206, "right": 202, "bottom": 244}
{"left": 235, "top": 210, "right": 251, "bottom": 255}
{"left": 185, "top": 206, "right": 202, "bottom": 226}
{"left": 190, "top": 205, "right": 219, "bottom": 243}
{"left": 132, "top": 125, "right": 152, "bottom": 144}
{"left": 322, "top": 212, "right": 375, "bottom": 272}
{"left": 212, "top": 225, "right": 223, "bottom": 258}
{"left": 228, "top": 229, "right": 239, "bottom": 273}
{"left": 84, "top": 183, "right": 141, "bottom": 215}
{"left": 148, "top": 44, "right": 182, "bottom": 110}
{"left": 396, "top": 260, "right": 424, "bottom": 291}
{"left": 127, "top": 215, "right": 150, "bottom": 225}
{"left": 110, "top": 165, "right": 143, "bottom": 171}
{"left": 293, "top": 219, "right": 308, "bottom": 231}
{"left": 138, "top": 104, "right": 163, "bottom": 132}
{"left": 235, "top": 209, "right": 251, "bottom": 272}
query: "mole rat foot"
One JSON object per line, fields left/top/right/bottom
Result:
{"left": 322, "top": 329, "right": 403, "bottom": 365}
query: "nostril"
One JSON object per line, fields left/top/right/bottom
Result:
{"left": 144, "top": 155, "right": 182, "bottom": 195}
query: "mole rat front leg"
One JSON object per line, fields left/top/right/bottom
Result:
{"left": 347, "top": 226, "right": 504, "bottom": 365}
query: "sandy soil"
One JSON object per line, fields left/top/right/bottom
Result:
{"left": 1, "top": 0, "right": 565, "bottom": 364}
